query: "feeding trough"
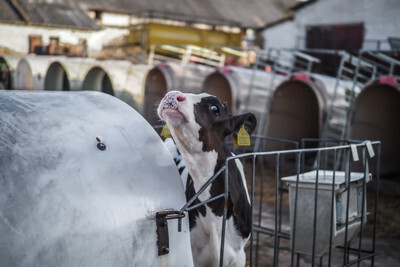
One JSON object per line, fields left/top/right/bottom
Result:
{"left": 0, "top": 91, "right": 192, "bottom": 266}
{"left": 282, "top": 170, "right": 370, "bottom": 257}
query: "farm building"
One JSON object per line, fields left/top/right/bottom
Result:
{"left": 260, "top": 0, "right": 400, "bottom": 51}
{"left": 0, "top": 0, "right": 296, "bottom": 114}
{"left": 0, "top": 0, "right": 295, "bottom": 59}
{"left": 257, "top": 0, "right": 400, "bottom": 177}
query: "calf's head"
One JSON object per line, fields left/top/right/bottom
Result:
{"left": 157, "top": 91, "right": 257, "bottom": 154}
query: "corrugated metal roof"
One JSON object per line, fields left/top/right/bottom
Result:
{"left": 87, "top": 0, "right": 295, "bottom": 28}
{"left": 0, "top": 0, "right": 25, "bottom": 22}
{"left": 0, "top": 0, "right": 295, "bottom": 29}
{"left": 23, "top": 3, "right": 100, "bottom": 29}
{"left": 0, "top": 0, "right": 100, "bottom": 29}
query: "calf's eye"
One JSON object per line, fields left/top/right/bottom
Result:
{"left": 210, "top": 105, "right": 219, "bottom": 114}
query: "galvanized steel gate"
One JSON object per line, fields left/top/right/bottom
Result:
{"left": 227, "top": 139, "right": 379, "bottom": 266}
{"left": 159, "top": 132, "right": 380, "bottom": 266}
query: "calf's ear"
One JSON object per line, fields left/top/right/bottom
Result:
{"left": 230, "top": 113, "right": 257, "bottom": 136}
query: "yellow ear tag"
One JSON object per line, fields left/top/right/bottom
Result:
{"left": 233, "top": 124, "right": 251, "bottom": 146}
{"left": 160, "top": 124, "right": 172, "bottom": 138}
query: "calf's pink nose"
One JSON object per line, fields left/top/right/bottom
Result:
{"left": 177, "top": 95, "right": 186, "bottom": 102}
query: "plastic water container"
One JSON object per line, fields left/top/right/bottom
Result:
{"left": 282, "top": 170, "right": 370, "bottom": 257}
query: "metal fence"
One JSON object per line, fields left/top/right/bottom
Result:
{"left": 151, "top": 47, "right": 388, "bottom": 266}
{"left": 168, "top": 138, "right": 380, "bottom": 266}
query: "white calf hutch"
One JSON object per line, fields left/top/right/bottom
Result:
{"left": 0, "top": 91, "right": 193, "bottom": 266}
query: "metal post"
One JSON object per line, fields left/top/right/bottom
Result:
{"left": 343, "top": 148, "right": 351, "bottom": 265}
{"left": 356, "top": 146, "right": 367, "bottom": 267}
{"left": 371, "top": 142, "right": 381, "bottom": 267}
{"left": 244, "top": 52, "right": 259, "bottom": 113}
{"left": 254, "top": 50, "right": 278, "bottom": 151}
{"left": 273, "top": 153, "right": 280, "bottom": 266}
{"left": 328, "top": 149, "right": 338, "bottom": 267}
{"left": 290, "top": 152, "right": 301, "bottom": 267}
{"left": 311, "top": 151, "right": 321, "bottom": 265}
{"left": 219, "top": 164, "right": 229, "bottom": 267}
{"left": 321, "top": 52, "right": 345, "bottom": 140}
{"left": 255, "top": 151, "right": 266, "bottom": 267}
{"left": 148, "top": 44, "right": 156, "bottom": 65}
{"left": 250, "top": 155, "right": 256, "bottom": 267}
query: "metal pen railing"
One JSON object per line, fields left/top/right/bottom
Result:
{"left": 170, "top": 140, "right": 380, "bottom": 266}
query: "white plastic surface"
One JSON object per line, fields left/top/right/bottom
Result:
{"left": 0, "top": 91, "right": 193, "bottom": 266}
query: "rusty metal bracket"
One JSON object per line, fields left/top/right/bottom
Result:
{"left": 155, "top": 210, "right": 185, "bottom": 256}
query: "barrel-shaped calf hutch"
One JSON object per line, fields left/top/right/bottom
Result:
{"left": 82, "top": 65, "right": 114, "bottom": 94}
{"left": 81, "top": 61, "right": 151, "bottom": 110}
{"left": 14, "top": 55, "right": 64, "bottom": 90}
{"left": 264, "top": 73, "right": 328, "bottom": 149}
{"left": 0, "top": 91, "right": 193, "bottom": 266}
{"left": 347, "top": 76, "right": 400, "bottom": 175}
{"left": 14, "top": 56, "right": 97, "bottom": 92}
{"left": 44, "top": 61, "right": 70, "bottom": 91}
{"left": 142, "top": 64, "right": 170, "bottom": 125}
{"left": 45, "top": 57, "right": 98, "bottom": 91}
{"left": 0, "top": 55, "right": 23, "bottom": 89}
{"left": 201, "top": 68, "right": 239, "bottom": 114}
{"left": 12, "top": 56, "right": 150, "bottom": 111}
{"left": 201, "top": 66, "right": 285, "bottom": 132}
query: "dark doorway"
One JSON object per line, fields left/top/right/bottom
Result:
{"left": 348, "top": 82, "right": 400, "bottom": 176}
{"left": 45, "top": 62, "right": 70, "bottom": 91}
{"left": 0, "top": 57, "right": 11, "bottom": 89}
{"left": 82, "top": 67, "right": 114, "bottom": 96}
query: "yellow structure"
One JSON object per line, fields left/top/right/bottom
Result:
{"left": 128, "top": 23, "right": 242, "bottom": 52}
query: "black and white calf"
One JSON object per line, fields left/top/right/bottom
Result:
{"left": 158, "top": 91, "right": 257, "bottom": 267}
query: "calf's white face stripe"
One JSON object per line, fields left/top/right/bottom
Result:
{"left": 158, "top": 91, "right": 218, "bottom": 200}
